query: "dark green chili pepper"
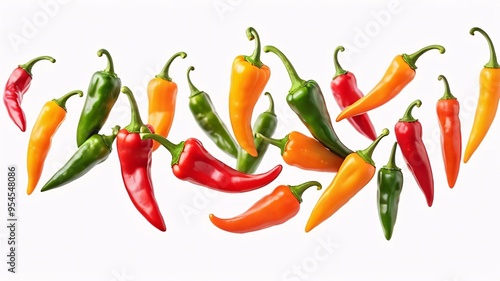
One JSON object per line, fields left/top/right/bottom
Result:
{"left": 41, "top": 126, "right": 120, "bottom": 192}
{"left": 76, "top": 49, "right": 121, "bottom": 147}
{"left": 264, "top": 45, "right": 353, "bottom": 158}
{"left": 187, "top": 66, "right": 238, "bottom": 158}
{"left": 377, "top": 142, "right": 404, "bottom": 240}
{"left": 236, "top": 92, "right": 278, "bottom": 173}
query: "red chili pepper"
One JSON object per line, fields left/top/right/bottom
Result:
{"left": 117, "top": 86, "right": 166, "bottom": 232}
{"left": 436, "top": 75, "right": 461, "bottom": 188}
{"left": 330, "top": 46, "right": 377, "bottom": 140}
{"left": 209, "top": 181, "right": 321, "bottom": 233}
{"left": 3, "top": 55, "right": 55, "bottom": 132}
{"left": 141, "top": 133, "right": 283, "bottom": 193}
{"left": 395, "top": 99, "right": 434, "bottom": 207}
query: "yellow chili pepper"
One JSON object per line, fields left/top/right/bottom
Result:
{"left": 229, "top": 27, "right": 270, "bottom": 157}
{"left": 464, "top": 27, "right": 500, "bottom": 163}
{"left": 148, "top": 52, "right": 187, "bottom": 152}
{"left": 305, "top": 128, "right": 389, "bottom": 233}
{"left": 336, "top": 45, "right": 445, "bottom": 122}
{"left": 26, "top": 90, "right": 83, "bottom": 195}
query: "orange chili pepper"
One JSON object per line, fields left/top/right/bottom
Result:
{"left": 336, "top": 45, "right": 445, "bottom": 122}
{"left": 305, "top": 128, "right": 389, "bottom": 233}
{"left": 464, "top": 27, "right": 500, "bottom": 163}
{"left": 229, "top": 27, "right": 270, "bottom": 157}
{"left": 26, "top": 90, "right": 83, "bottom": 195}
{"left": 209, "top": 181, "right": 321, "bottom": 233}
{"left": 148, "top": 51, "right": 187, "bottom": 152}
{"left": 257, "top": 131, "right": 343, "bottom": 173}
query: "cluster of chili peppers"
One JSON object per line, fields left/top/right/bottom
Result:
{"left": 4, "top": 26, "right": 496, "bottom": 239}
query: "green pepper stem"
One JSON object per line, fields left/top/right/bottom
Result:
{"left": 438, "top": 75, "right": 456, "bottom": 100}
{"left": 256, "top": 133, "right": 288, "bottom": 156}
{"left": 402, "top": 45, "right": 445, "bottom": 70}
{"left": 140, "top": 133, "right": 185, "bottom": 166}
{"left": 289, "top": 181, "right": 322, "bottom": 204}
{"left": 187, "top": 66, "right": 202, "bottom": 97}
{"left": 101, "top": 125, "right": 121, "bottom": 151}
{"left": 244, "top": 27, "right": 263, "bottom": 68}
{"left": 357, "top": 128, "right": 389, "bottom": 166}
{"left": 156, "top": 51, "right": 187, "bottom": 81}
{"left": 19, "top": 55, "right": 56, "bottom": 77}
{"left": 52, "top": 90, "right": 83, "bottom": 111}
{"left": 470, "top": 27, "right": 500, "bottom": 68}
{"left": 399, "top": 99, "right": 422, "bottom": 122}
{"left": 121, "top": 86, "right": 146, "bottom": 133}
{"left": 383, "top": 142, "right": 401, "bottom": 171}
{"left": 264, "top": 92, "right": 275, "bottom": 114}
{"left": 97, "top": 49, "right": 116, "bottom": 75}
{"left": 333, "top": 46, "right": 347, "bottom": 79}
{"left": 263, "top": 45, "right": 305, "bottom": 93}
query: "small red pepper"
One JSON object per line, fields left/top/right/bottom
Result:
{"left": 395, "top": 99, "right": 434, "bottom": 207}
{"left": 330, "top": 46, "right": 377, "bottom": 140}
{"left": 209, "top": 181, "right": 321, "bottom": 233}
{"left": 141, "top": 133, "right": 283, "bottom": 193}
{"left": 4, "top": 55, "right": 55, "bottom": 132}
{"left": 117, "top": 86, "right": 166, "bottom": 232}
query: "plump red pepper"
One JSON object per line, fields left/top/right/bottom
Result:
{"left": 141, "top": 133, "right": 283, "bottom": 193}
{"left": 117, "top": 86, "right": 166, "bottom": 232}
{"left": 209, "top": 181, "right": 321, "bottom": 233}
{"left": 4, "top": 55, "right": 55, "bottom": 132}
{"left": 330, "top": 46, "right": 377, "bottom": 140}
{"left": 395, "top": 99, "right": 434, "bottom": 207}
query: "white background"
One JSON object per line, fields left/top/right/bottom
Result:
{"left": 1, "top": 0, "right": 500, "bottom": 280}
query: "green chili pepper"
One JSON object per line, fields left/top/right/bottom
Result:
{"left": 377, "top": 142, "right": 404, "bottom": 240}
{"left": 264, "top": 45, "right": 353, "bottom": 158}
{"left": 41, "top": 126, "right": 120, "bottom": 192}
{"left": 76, "top": 49, "right": 121, "bottom": 147}
{"left": 187, "top": 66, "right": 238, "bottom": 158}
{"left": 236, "top": 92, "right": 278, "bottom": 173}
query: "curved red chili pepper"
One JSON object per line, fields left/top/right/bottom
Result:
{"left": 395, "top": 99, "right": 434, "bottom": 207}
{"left": 330, "top": 46, "right": 377, "bottom": 140}
{"left": 117, "top": 86, "right": 166, "bottom": 232}
{"left": 209, "top": 181, "right": 321, "bottom": 233}
{"left": 141, "top": 133, "right": 283, "bottom": 193}
{"left": 3, "top": 56, "right": 55, "bottom": 132}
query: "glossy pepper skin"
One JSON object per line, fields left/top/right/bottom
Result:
{"left": 395, "top": 100, "right": 434, "bottom": 207}
{"left": 258, "top": 131, "right": 343, "bottom": 173}
{"left": 141, "top": 133, "right": 283, "bottom": 193}
{"left": 117, "top": 86, "right": 165, "bottom": 232}
{"left": 336, "top": 45, "right": 445, "bottom": 122}
{"left": 76, "top": 49, "right": 121, "bottom": 147}
{"left": 209, "top": 181, "right": 321, "bottom": 233}
{"left": 331, "top": 46, "right": 377, "bottom": 141}
{"left": 3, "top": 55, "right": 55, "bottom": 132}
{"left": 229, "top": 27, "right": 271, "bottom": 157}
{"left": 436, "top": 75, "right": 461, "bottom": 188}
{"left": 26, "top": 90, "right": 83, "bottom": 195}
{"left": 187, "top": 66, "right": 238, "bottom": 158}
{"left": 148, "top": 52, "right": 187, "bottom": 152}
{"left": 377, "top": 142, "right": 403, "bottom": 241}
{"left": 464, "top": 27, "right": 500, "bottom": 163}
{"left": 305, "top": 129, "right": 389, "bottom": 233}
{"left": 264, "top": 45, "right": 352, "bottom": 158}
{"left": 41, "top": 126, "right": 120, "bottom": 192}
{"left": 236, "top": 92, "right": 278, "bottom": 174}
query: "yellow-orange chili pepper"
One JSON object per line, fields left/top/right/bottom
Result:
{"left": 336, "top": 45, "right": 445, "bottom": 122}
{"left": 464, "top": 27, "right": 500, "bottom": 163}
{"left": 305, "top": 128, "right": 389, "bottom": 233}
{"left": 148, "top": 51, "right": 187, "bottom": 152}
{"left": 257, "top": 131, "right": 343, "bottom": 173}
{"left": 26, "top": 90, "right": 83, "bottom": 195}
{"left": 229, "top": 27, "right": 270, "bottom": 157}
